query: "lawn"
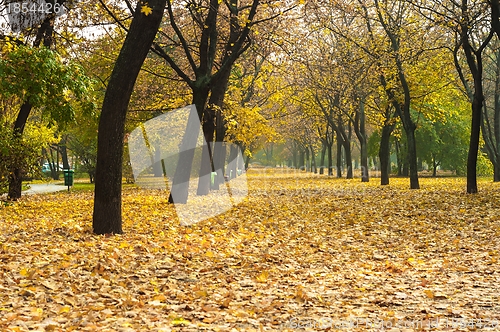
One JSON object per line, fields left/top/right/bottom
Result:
{"left": 0, "top": 170, "right": 499, "bottom": 331}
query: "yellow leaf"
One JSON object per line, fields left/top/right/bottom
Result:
{"left": 153, "top": 294, "right": 166, "bottom": 301}
{"left": 424, "top": 290, "right": 434, "bottom": 299}
{"left": 194, "top": 290, "right": 208, "bottom": 297}
{"left": 141, "top": 5, "right": 153, "bottom": 16}
{"left": 256, "top": 270, "right": 269, "bottom": 283}
{"left": 59, "top": 306, "right": 71, "bottom": 313}
{"left": 172, "top": 317, "right": 189, "bottom": 326}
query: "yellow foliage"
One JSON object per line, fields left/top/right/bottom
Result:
{"left": 0, "top": 172, "right": 499, "bottom": 329}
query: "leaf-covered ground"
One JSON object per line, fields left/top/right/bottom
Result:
{"left": 0, "top": 169, "right": 499, "bottom": 331}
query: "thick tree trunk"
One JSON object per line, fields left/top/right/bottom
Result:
{"left": 379, "top": 124, "right": 393, "bottom": 185}
{"left": 495, "top": 163, "right": 500, "bottom": 182}
{"left": 8, "top": 102, "right": 32, "bottom": 199}
{"left": 463, "top": 45, "right": 488, "bottom": 193}
{"left": 60, "top": 138, "right": 70, "bottom": 170}
{"left": 467, "top": 95, "right": 482, "bottom": 193}
{"left": 344, "top": 140, "right": 353, "bottom": 179}
{"left": 93, "top": 0, "right": 166, "bottom": 234}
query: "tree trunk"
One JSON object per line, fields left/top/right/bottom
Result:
{"left": 292, "top": 144, "right": 298, "bottom": 168}
{"left": 8, "top": 101, "right": 33, "bottom": 199}
{"left": 405, "top": 125, "right": 419, "bottom": 188}
{"left": 327, "top": 142, "right": 333, "bottom": 176}
{"left": 60, "top": 137, "right": 70, "bottom": 169}
{"left": 354, "top": 98, "right": 369, "bottom": 182}
{"left": 49, "top": 147, "right": 59, "bottom": 180}
{"left": 319, "top": 141, "right": 326, "bottom": 174}
{"left": 245, "top": 155, "right": 250, "bottom": 170}
{"left": 227, "top": 143, "right": 238, "bottom": 180}
{"left": 379, "top": 124, "right": 393, "bottom": 185}
{"left": 467, "top": 93, "right": 482, "bottom": 193}
{"left": 336, "top": 133, "right": 342, "bottom": 178}
{"left": 495, "top": 163, "right": 500, "bottom": 182}
{"left": 93, "top": 0, "right": 167, "bottom": 235}
{"left": 299, "top": 149, "right": 305, "bottom": 170}
{"left": 343, "top": 140, "right": 353, "bottom": 179}
{"left": 305, "top": 147, "right": 310, "bottom": 172}
{"left": 310, "top": 145, "right": 317, "bottom": 173}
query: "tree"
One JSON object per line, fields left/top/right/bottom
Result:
{"left": 148, "top": 0, "right": 275, "bottom": 202}
{"left": 0, "top": 43, "right": 93, "bottom": 199}
{"left": 411, "top": 0, "right": 495, "bottom": 193}
{"left": 92, "top": 0, "right": 167, "bottom": 235}
{"left": 416, "top": 112, "right": 469, "bottom": 176}
{"left": 0, "top": 123, "right": 58, "bottom": 194}
{"left": 480, "top": 40, "right": 500, "bottom": 181}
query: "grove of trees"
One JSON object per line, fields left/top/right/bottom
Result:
{"left": 1, "top": 0, "right": 500, "bottom": 233}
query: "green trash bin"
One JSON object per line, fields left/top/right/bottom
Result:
{"left": 63, "top": 169, "right": 74, "bottom": 187}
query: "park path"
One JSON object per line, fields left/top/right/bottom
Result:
{"left": 22, "top": 183, "right": 68, "bottom": 195}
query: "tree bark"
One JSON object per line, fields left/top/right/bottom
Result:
{"left": 379, "top": 123, "right": 393, "bottom": 185}
{"left": 319, "top": 140, "right": 326, "bottom": 174}
{"left": 336, "top": 132, "right": 342, "bottom": 178}
{"left": 310, "top": 145, "right": 317, "bottom": 173}
{"left": 93, "top": 0, "right": 166, "bottom": 234}
{"left": 354, "top": 98, "right": 369, "bottom": 182}
{"left": 327, "top": 141, "right": 333, "bottom": 176}
{"left": 343, "top": 139, "right": 353, "bottom": 179}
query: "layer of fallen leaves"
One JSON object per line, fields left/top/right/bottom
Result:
{"left": 0, "top": 170, "right": 499, "bottom": 331}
